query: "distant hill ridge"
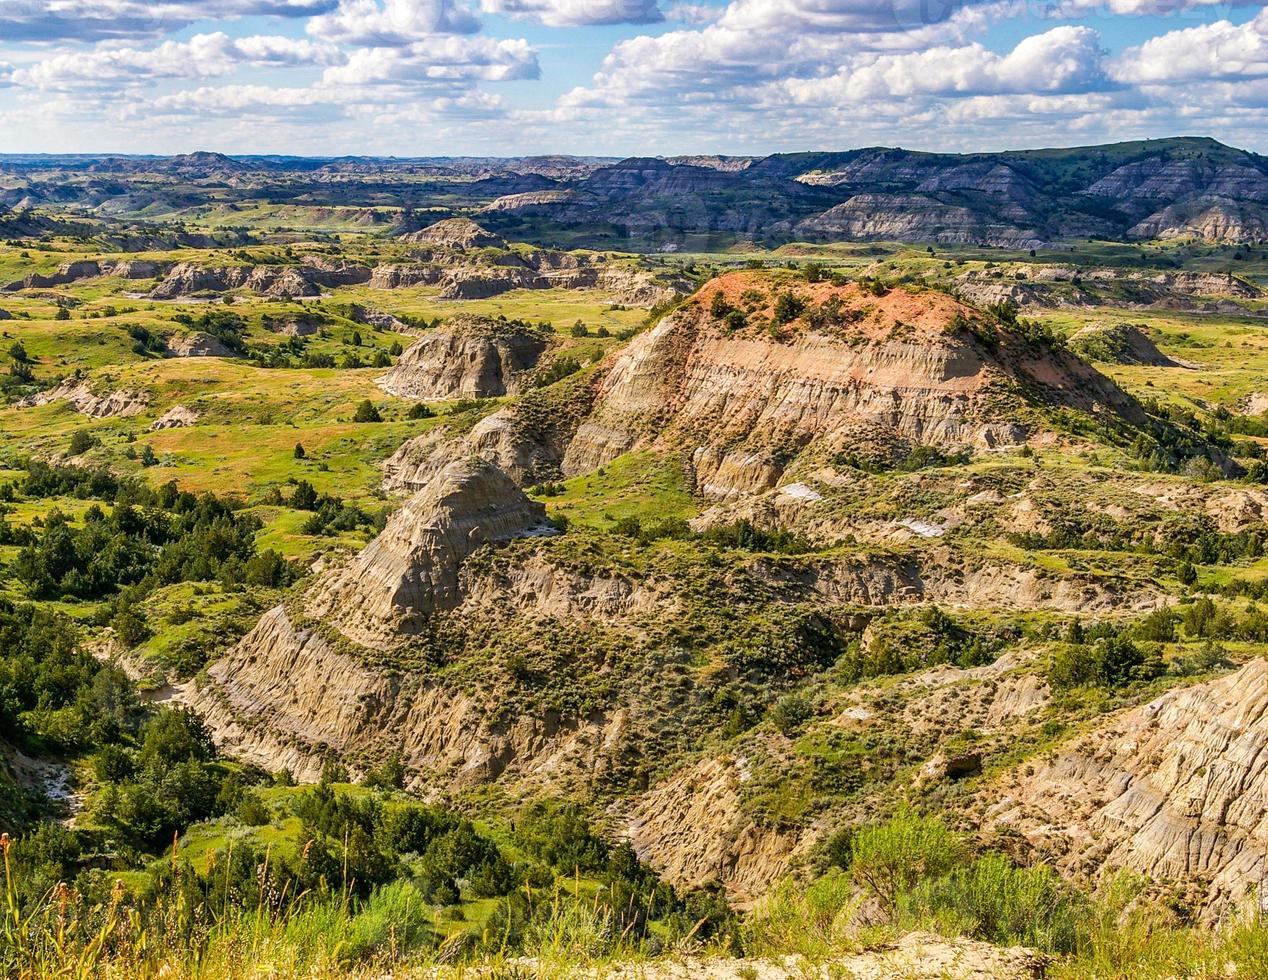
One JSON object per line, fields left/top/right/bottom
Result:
{"left": 5, "top": 137, "right": 1268, "bottom": 246}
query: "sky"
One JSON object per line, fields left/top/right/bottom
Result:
{"left": 2, "top": 0, "right": 1268, "bottom": 156}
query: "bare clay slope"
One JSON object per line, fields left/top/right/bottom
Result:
{"left": 305, "top": 456, "right": 553, "bottom": 648}
{"left": 377, "top": 314, "right": 550, "bottom": 400}
{"left": 190, "top": 458, "right": 558, "bottom": 779}
{"left": 986, "top": 658, "right": 1268, "bottom": 917}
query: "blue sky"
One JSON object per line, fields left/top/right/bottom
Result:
{"left": 2, "top": 0, "right": 1268, "bottom": 156}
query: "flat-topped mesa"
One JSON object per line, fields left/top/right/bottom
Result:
{"left": 562, "top": 270, "right": 1139, "bottom": 497}
{"left": 304, "top": 458, "right": 552, "bottom": 650}
{"left": 377, "top": 314, "right": 549, "bottom": 400}
{"left": 2, "top": 259, "right": 170, "bottom": 292}
{"left": 401, "top": 216, "right": 506, "bottom": 249}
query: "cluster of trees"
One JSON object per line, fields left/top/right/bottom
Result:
{"left": 1127, "top": 398, "right": 1235, "bottom": 479}
{"left": 1042, "top": 605, "right": 1246, "bottom": 691}
{"left": 1008, "top": 510, "right": 1263, "bottom": 570}
{"left": 0, "top": 601, "right": 109, "bottom": 754}
{"left": 91, "top": 709, "right": 244, "bottom": 851}
{"left": 835, "top": 443, "right": 970, "bottom": 475}
{"left": 0, "top": 597, "right": 248, "bottom": 859}
{"left": 263, "top": 478, "right": 381, "bottom": 536}
{"left": 0, "top": 461, "right": 294, "bottom": 655}
{"left": 123, "top": 323, "right": 166, "bottom": 356}
{"left": 11, "top": 487, "right": 289, "bottom": 601}
{"left": 836, "top": 606, "right": 1000, "bottom": 683}
{"left": 9, "top": 765, "right": 733, "bottom": 963}
{"left": 608, "top": 515, "right": 810, "bottom": 554}
{"left": 3, "top": 337, "right": 37, "bottom": 394}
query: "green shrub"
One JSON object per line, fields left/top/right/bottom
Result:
{"left": 768, "top": 693, "right": 812, "bottom": 735}
{"left": 848, "top": 811, "right": 966, "bottom": 917}
{"left": 67, "top": 430, "right": 96, "bottom": 456}
{"left": 352, "top": 399, "right": 382, "bottom": 422}
{"left": 901, "top": 852, "right": 1085, "bottom": 953}
{"left": 236, "top": 791, "right": 271, "bottom": 826}
{"left": 772, "top": 293, "right": 805, "bottom": 324}
{"left": 742, "top": 871, "right": 856, "bottom": 959}
{"left": 342, "top": 881, "right": 434, "bottom": 962}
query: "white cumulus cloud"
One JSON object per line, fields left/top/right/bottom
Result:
{"left": 307, "top": 0, "right": 480, "bottom": 45}
{"left": 780, "top": 26, "right": 1108, "bottom": 104}
{"left": 10, "top": 33, "right": 343, "bottom": 90}
{"left": 0, "top": 0, "right": 338, "bottom": 42}
{"left": 1112, "top": 10, "right": 1268, "bottom": 84}
{"left": 322, "top": 36, "right": 539, "bottom": 84}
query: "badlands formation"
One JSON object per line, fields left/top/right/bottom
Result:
{"left": 7, "top": 152, "right": 1268, "bottom": 973}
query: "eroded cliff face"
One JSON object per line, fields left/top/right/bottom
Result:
{"left": 792, "top": 193, "right": 1044, "bottom": 249}
{"left": 191, "top": 605, "right": 625, "bottom": 788}
{"left": 165, "top": 332, "right": 235, "bottom": 357}
{"left": 382, "top": 372, "right": 597, "bottom": 490}
{"left": 192, "top": 607, "right": 397, "bottom": 781}
{"left": 2, "top": 258, "right": 169, "bottom": 292}
{"left": 487, "top": 139, "right": 1268, "bottom": 246}
{"left": 305, "top": 458, "right": 553, "bottom": 649}
{"left": 193, "top": 516, "right": 1154, "bottom": 792}
{"left": 377, "top": 315, "right": 549, "bottom": 400}
{"left": 382, "top": 409, "right": 558, "bottom": 490}
{"left": 191, "top": 459, "right": 584, "bottom": 782}
{"left": 402, "top": 217, "right": 507, "bottom": 249}
{"left": 147, "top": 260, "right": 370, "bottom": 299}
{"left": 561, "top": 272, "right": 1135, "bottom": 497}
{"left": 985, "top": 659, "right": 1268, "bottom": 916}
{"left": 615, "top": 755, "right": 806, "bottom": 905}
{"left": 18, "top": 378, "right": 149, "bottom": 418}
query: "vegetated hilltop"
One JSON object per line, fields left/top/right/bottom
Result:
{"left": 560, "top": 270, "right": 1140, "bottom": 496}
{"left": 7, "top": 137, "right": 1268, "bottom": 248}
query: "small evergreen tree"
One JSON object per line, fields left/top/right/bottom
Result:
{"left": 352, "top": 400, "right": 382, "bottom": 423}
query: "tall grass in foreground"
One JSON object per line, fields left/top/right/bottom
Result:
{"left": 0, "top": 832, "right": 706, "bottom": 979}
{"left": 9, "top": 819, "right": 1268, "bottom": 979}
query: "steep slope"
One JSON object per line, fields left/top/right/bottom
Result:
{"left": 985, "top": 659, "right": 1268, "bottom": 917}
{"left": 561, "top": 271, "right": 1139, "bottom": 497}
{"left": 304, "top": 458, "right": 552, "bottom": 649}
{"left": 147, "top": 260, "right": 370, "bottom": 298}
{"left": 18, "top": 378, "right": 149, "bottom": 417}
{"left": 189, "top": 459, "right": 559, "bottom": 778}
{"left": 792, "top": 193, "right": 1043, "bottom": 248}
{"left": 377, "top": 315, "right": 550, "bottom": 400}
{"left": 614, "top": 754, "right": 806, "bottom": 903}
{"left": 482, "top": 138, "right": 1268, "bottom": 245}
{"left": 165, "top": 332, "right": 235, "bottom": 357}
